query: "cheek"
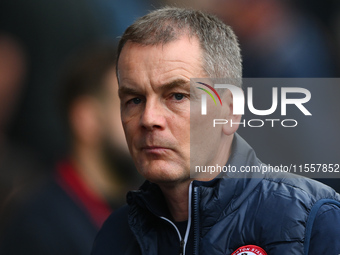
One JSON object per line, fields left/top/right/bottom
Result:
{"left": 190, "top": 109, "right": 223, "bottom": 157}
{"left": 122, "top": 117, "right": 137, "bottom": 144}
{"left": 171, "top": 117, "right": 190, "bottom": 149}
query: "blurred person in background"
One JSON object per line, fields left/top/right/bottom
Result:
{"left": 0, "top": 0, "right": 160, "bottom": 168}
{"left": 0, "top": 43, "right": 140, "bottom": 255}
{"left": 0, "top": 34, "right": 43, "bottom": 233}
{"left": 202, "top": 0, "right": 337, "bottom": 77}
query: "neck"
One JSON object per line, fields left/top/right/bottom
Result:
{"left": 159, "top": 180, "right": 192, "bottom": 222}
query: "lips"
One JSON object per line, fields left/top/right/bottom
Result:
{"left": 137, "top": 135, "right": 176, "bottom": 154}
{"left": 141, "top": 146, "right": 172, "bottom": 154}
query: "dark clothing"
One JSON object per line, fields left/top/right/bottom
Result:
{"left": 0, "top": 161, "right": 112, "bottom": 255}
{"left": 92, "top": 134, "right": 340, "bottom": 255}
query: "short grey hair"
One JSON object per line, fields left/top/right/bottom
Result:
{"left": 116, "top": 7, "right": 242, "bottom": 83}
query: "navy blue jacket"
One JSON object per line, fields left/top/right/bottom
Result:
{"left": 92, "top": 134, "right": 340, "bottom": 255}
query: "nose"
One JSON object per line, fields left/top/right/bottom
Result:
{"left": 140, "top": 99, "right": 166, "bottom": 131}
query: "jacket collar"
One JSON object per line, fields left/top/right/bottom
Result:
{"left": 192, "top": 133, "right": 264, "bottom": 229}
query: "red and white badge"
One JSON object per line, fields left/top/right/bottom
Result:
{"left": 231, "top": 245, "right": 267, "bottom": 255}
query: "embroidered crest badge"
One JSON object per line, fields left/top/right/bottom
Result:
{"left": 231, "top": 245, "right": 267, "bottom": 255}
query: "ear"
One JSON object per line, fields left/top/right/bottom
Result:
{"left": 221, "top": 89, "right": 243, "bottom": 136}
{"left": 69, "top": 96, "right": 101, "bottom": 145}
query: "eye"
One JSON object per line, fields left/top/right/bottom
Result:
{"left": 127, "top": 97, "right": 142, "bottom": 105}
{"left": 173, "top": 93, "right": 185, "bottom": 101}
{"left": 132, "top": 98, "right": 142, "bottom": 104}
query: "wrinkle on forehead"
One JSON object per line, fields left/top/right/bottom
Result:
{"left": 117, "top": 35, "right": 205, "bottom": 85}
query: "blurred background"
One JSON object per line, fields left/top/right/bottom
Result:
{"left": 0, "top": 0, "right": 339, "bottom": 254}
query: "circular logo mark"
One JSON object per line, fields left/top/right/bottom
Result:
{"left": 231, "top": 245, "right": 267, "bottom": 255}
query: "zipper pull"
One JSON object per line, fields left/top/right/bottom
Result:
{"left": 179, "top": 239, "right": 185, "bottom": 255}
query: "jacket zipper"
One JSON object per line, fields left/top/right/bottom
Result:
{"left": 159, "top": 182, "right": 193, "bottom": 255}
{"left": 179, "top": 239, "right": 185, "bottom": 255}
{"left": 193, "top": 185, "right": 199, "bottom": 255}
{"left": 159, "top": 217, "right": 184, "bottom": 254}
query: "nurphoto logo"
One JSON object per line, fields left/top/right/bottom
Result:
{"left": 196, "top": 82, "right": 312, "bottom": 128}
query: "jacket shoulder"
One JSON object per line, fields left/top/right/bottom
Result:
{"left": 245, "top": 174, "right": 340, "bottom": 245}
{"left": 91, "top": 205, "right": 140, "bottom": 255}
{"left": 262, "top": 172, "right": 340, "bottom": 203}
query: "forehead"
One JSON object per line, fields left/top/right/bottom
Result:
{"left": 117, "top": 36, "right": 205, "bottom": 87}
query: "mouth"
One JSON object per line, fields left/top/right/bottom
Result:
{"left": 141, "top": 146, "right": 172, "bottom": 154}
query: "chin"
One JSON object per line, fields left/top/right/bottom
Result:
{"left": 138, "top": 163, "right": 189, "bottom": 184}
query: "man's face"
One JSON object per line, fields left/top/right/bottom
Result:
{"left": 117, "top": 36, "right": 206, "bottom": 184}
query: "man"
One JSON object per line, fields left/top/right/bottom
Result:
{"left": 0, "top": 44, "right": 139, "bottom": 255}
{"left": 92, "top": 7, "right": 340, "bottom": 255}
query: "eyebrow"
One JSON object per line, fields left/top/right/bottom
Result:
{"left": 118, "top": 78, "right": 190, "bottom": 98}
{"left": 161, "top": 79, "right": 190, "bottom": 91}
{"left": 118, "top": 86, "right": 140, "bottom": 98}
